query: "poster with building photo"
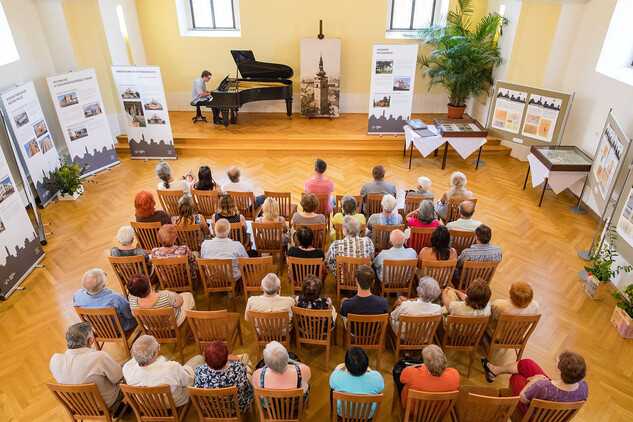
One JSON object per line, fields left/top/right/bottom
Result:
{"left": 0, "top": 81, "right": 60, "bottom": 205}
{"left": 617, "top": 188, "right": 633, "bottom": 247}
{"left": 111, "top": 65, "right": 175, "bottom": 159}
{"left": 300, "top": 38, "right": 341, "bottom": 118}
{"left": 367, "top": 44, "right": 418, "bottom": 134}
{"left": 46, "top": 68, "right": 119, "bottom": 176}
{"left": 521, "top": 94, "right": 562, "bottom": 142}
{"left": 593, "top": 123, "right": 624, "bottom": 200}
{"left": 491, "top": 88, "right": 527, "bottom": 134}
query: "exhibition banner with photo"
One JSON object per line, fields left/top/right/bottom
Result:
{"left": 111, "top": 65, "right": 176, "bottom": 159}
{"left": 0, "top": 82, "right": 60, "bottom": 205}
{"left": 521, "top": 94, "right": 562, "bottom": 143}
{"left": 46, "top": 68, "right": 119, "bottom": 176}
{"left": 491, "top": 88, "right": 527, "bottom": 134}
{"left": 0, "top": 147, "right": 45, "bottom": 297}
{"left": 300, "top": 38, "right": 341, "bottom": 118}
{"left": 367, "top": 44, "right": 418, "bottom": 134}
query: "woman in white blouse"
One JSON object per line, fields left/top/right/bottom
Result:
{"left": 390, "top": 277, "right": 442, "bottom": 335}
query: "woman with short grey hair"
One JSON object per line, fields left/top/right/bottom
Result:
{"left": 110, "top": 225, "right": 150, "bottom": 265}
{"left": 406, "top": 200, "right": 439, "bottom": 229}
{"left": 156, "top": 162, "right": 193, "bottom": 193}
{"left": 366, "top": 194, "right": 403, "bottom": 240}
{"left": 251, "top": 341, "right": 311, "bottom": 399}
{"left": 330, "top": 195, "right": 366, "bottom": 241}
{"left": 407, "top": 176, "right": 434, "bottom": 198}
{"left": 389, "top": 276, "right": 442, "bottom": 335}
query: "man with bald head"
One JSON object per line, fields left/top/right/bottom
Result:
{"left": 201, "top": 219, "right": 250, "bottom": 279}
{"left": 223, "top": 166, "right": 265, "bottom": 208}
{"left": 445, "top": 200, "right": 482, "bottom": 231}
{"left": 372, "top": 229, "right": 418, "bottom": 282}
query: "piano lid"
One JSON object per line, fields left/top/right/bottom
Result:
{"left": 230, "top": 50, "right": 294, "bottom": 80}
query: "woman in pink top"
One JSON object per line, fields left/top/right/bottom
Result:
{"left": 407, "top": 200, "right": 439, "bottom": 228}
{"left": 419, "top": 225, "right": 457, "bottom": 262}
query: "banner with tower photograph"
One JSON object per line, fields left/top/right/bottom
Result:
{"left": 300, "top": 38, "right": 341, "bottom": 118}
{"left": 46, "top": 68, "right": 119, "bottom": 177}
{"left": 111, "top": 65, "right": 176, "bottom": 159}
{"left": 367, "top": 44, "right": 418, "bottom": 134}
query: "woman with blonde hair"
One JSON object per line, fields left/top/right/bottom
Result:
{"left": 172, "top": 195, "right": 210, "bottom": 237}
{"left": 255, "top": 197, "right": 290, "bottom": 247}
{"left": 211, "top": 194, "right": 248, "bottom": 243}
{"left": 435, "top": 171, "right": 473, "bottom": 221}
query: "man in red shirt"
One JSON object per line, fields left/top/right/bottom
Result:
{"left": 304, "top": 158, "right": 335, "bottom": 213}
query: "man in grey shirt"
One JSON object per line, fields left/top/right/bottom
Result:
{"left": 191, "top": 70, "right": 220, "bottom": 124}
{"left": 360, "top": 165, "right": 397, "bottom": 213}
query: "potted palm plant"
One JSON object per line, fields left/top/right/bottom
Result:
{"left": 417, "top": 0, "right": 508, "bottom": 118}
{"left": 611, "top": 284, "right": 633, "bottom": 339}
{"left": 584, "top": 225, "right": 632, "bottom": 299}
{"left": 47, "top": 155, "right": 85, "bottom": 201}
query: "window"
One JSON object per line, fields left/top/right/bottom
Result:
{"left": 386, "top": 0, "right": 448, "bottom": 39}
{"left": 596, "top": 0, "right": 633, "bottom": 87}
{"left": 175, "top": 0, "right": 241, "bottom": 37}
{"left": 0, "top": 3, "right": 19, "bottom": 66}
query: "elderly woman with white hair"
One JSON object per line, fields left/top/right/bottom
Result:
{"left": 110, "top": 225, "right": 151, "bottom": 266}
{"left": 325, "top": 216, "right": 375, "bottom": 273}
{"left": 406, "top": 176, "right": 434, "bottom": 198}
{"left": 435, "top": 171, "right": 473, "bottom": 221}
{"left": 390, "top": 276, "right": 442, "bottom": 334}
{"left": 366, "top": 194, "right": 403, "bottom": 240}
{"left": 156, "top": 162, "right": 193, "bottom": 193}
{"left": 244, "top": 273, "right": 295, "bottom": 323}
{"left": 251, "top": 341, "right": 311, "bottom": 401}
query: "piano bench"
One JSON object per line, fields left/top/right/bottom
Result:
{"left": 190, "top": 101, "right": 207, "bottom": 124}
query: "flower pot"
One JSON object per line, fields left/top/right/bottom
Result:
{"left": 583, "top": 274, "right": 608, "bottom": 300}
{"left": 447, "top": 104, "right": 466, "bottom": 119}
{"left": 610, "top": 307, "right": 633, "bottom": 339}
{"left": 58, "top": 185, "right": 83, "bottom": 201}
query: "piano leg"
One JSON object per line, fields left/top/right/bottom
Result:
{"left": 230, "top": 109, "right": 237, "bottom": 124}
{"left": 221, "top": 109, "right": 230, "bottom": 128}
{"left": 285, "top": 99, "right": 293, "bottom": 118}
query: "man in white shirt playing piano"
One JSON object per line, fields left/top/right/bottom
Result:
{"left": 192, "top": 70, "right": 221, "bottom": 124}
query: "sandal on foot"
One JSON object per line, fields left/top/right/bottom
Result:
{"left": 481, "top": 358, "right": 496, "bottom": 383}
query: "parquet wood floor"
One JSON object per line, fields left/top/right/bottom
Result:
{"left": 1, "top": 147, "right": 632, "bottom": 421}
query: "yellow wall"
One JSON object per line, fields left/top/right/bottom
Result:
{"left": 62, "top": 0, "right": 121, "bottom": 113}
{"left": 505, "top": 1, "right": 561, "bottom": 87}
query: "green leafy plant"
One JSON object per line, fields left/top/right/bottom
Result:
{"left": 612, "top": 284, "right": 633, "bottom": 318}
{"left": 584, "top": 224, "right": 633, "bottom": 283}
{"left": 416, "top": 0, "right": 508, "bottom": 108}
{"left": 47, "top": 155, "right": 85, "bottom": 195}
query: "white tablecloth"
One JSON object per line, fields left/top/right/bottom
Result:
{"left": 404, "top": 125, "right": 487, "bottom": 159}
{"left": 526, "top": 153, "right": 587, "bottom": 194}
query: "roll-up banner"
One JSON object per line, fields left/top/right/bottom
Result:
{"left": 46, "top": 68, "right": 119, "bottom": 176}
{"left": 0, "top": 81, "right": 60, "bottom": 206}
{"left": 367, "top": 44, "right": 418, "bottom": 135}
{"left": 111, "top": 65, "right": 176, "bottom": 159}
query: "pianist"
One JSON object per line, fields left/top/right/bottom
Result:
{"left": 192, "top": 70, "right": 221, "bottom": 124}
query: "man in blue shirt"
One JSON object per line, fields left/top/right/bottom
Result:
{"left": 73, "top": 269, "right": 137, "bottom": 332}
{"left": 191, "top": 70, "right": 221, "bottom": 124}
{"left": 372, "top": 229, "right": 418, "bottom": 282}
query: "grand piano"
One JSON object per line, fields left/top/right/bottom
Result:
{"left": 207, "top": 50, "right": 294, "bottom": 128}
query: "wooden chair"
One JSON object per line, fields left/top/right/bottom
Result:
{"left": 47, "top": 382, "right": 127, "bottom": 422}
{"left": 132, "top": 307, "right": 191, "bottom": 363}
{"left": 302, "top": 222, "right": 327, "bottom": 249}
{"left": 485, "top": 313, "right": 541, "bottom": 362}
{"left": 188, "top": 386, "right": 243, "bottom": 422}
{"left": 175, "top": 224, "right": 204, "bottom": 253}
{"left": 331, "top": 391, "right": 383, "bottom": 422}
{"left": 404, "top": 195, "right": 434, "bottom": 216}
{"left": 518, "top": 399, "right": 584, "bottom": 422}
{"left": 252, "top": 222, "right": 285, "bottom": 274}
{"left": 197, "top": 258, "right": 238, "bottom": 310}
{"left": 265, "top": 191, "right": 298, "bottom": 222}
{"left": 157, "top": 189, "right": 184, "bottom": 216}
{"left": 335, "top": 256, "right": 371, "bottom": 305}
{"left": 449, "top": 229, "right": 477, "bottom": 257}
{"left": 455, "top": 260, "right": 500, "bottom": 291}
{"left": 153, "top": 256, "right": 194, "bottom": 294}
{"left": 253, "top": 387, "right": 305, "bottom": 422}
{"left": 364, "top": 194, "right": 384, "bottom": 220}
{"left": 407, "top": 227, "right": 435, "bottom": 255}
{"left": 191, "top": 188, "right": 220, "bottom": 220}
{"left": 108, "top": 255, "right": 151, "bottom": 299}
{"left": 238, "top": 256, "right": 277, "bottom": 303}
{"left": 292, "top": 306, "right": 335, "bottom": 369}
{"left": 334, "top": 194, "right": 363, "bottom": 214}
{"left": 372, "top": 224, "right": 405, "bottom": 253}
{"left": 381, "top": 259, "right": 417, "bottom": 297}
{"left": 420, "top": 259, "right": 457, "bottom": 289}
{"left": 226, "top": 191, "right": 261, "bottom": 221}
{"left": 287, "top": 257, "right": 323, "bottom": 294}
{"left": 121, "top": 384, "right": 190, "bottom": 422}
{"left": 333, "top": 223, "right": 366, "bottom": 241}
{"left": 344, "top": 313, "right": 388, "bottom": 371}
{"left": 130, "top": 221, "right": 161, "bottom": 254}
{"left": 462, "top": 393, "right": 519, "bottom": 422}
{"left": 74, "top": 306, "right": 140, "bottom": 359}
{"left": 446, "top": 197, "right": 478, "bottom": 224}
{"left": 441, "top": 315, "right": 489, "bottom": 377}
{"left": 212, "top": 221, "right": 251, "bottom": 249}
{"left": 403, "top": 390, "right": 459, "bottom": 422}
{"left": 248, "top": 310, "right": 291, "bottom": 361}
{"left": 312, "top": 192, "right": 332, "bottom": 230}
{"left": 389, "top": 314, "right": 441, "bottom": 358}
{"left": 187, "top": 309, "right": 243, "bottom": 354}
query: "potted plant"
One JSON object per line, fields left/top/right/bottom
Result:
{"left": 611, "top": 284, "right": 633, "bottom": 339}
{"left": 417, "top": 0, "right": 508, "bottom": 118}
{"left": 47, "top": 155, "right": 85, "bottom": 201}
{"left": 584, "top": 225, "right": 632, "bottom": 299}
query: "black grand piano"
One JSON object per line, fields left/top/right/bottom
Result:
{"left": 207, "top": 50, "right": 293, "bottom": 128}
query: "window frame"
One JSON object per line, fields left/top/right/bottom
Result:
{"left": 175, "top": 0, "right": 241, "bottom": 38}
{"left": 385, "top": 0, "right": 446, "bottom": 39}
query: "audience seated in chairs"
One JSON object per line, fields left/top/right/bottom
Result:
{"left": 193, "top": 165, "right": 222, "bottom": 193}
{"left": 292, "top": 193, "right": 326, "bottom": 228}
{"left": 194, "top": 341, "right": 254, "bottom": 413}
{"left": 488, "top": 281, "right": 540, "bottom": 335}
{"left": 304, "top": 158, "right": 335, "bottom": 214}
{"left": 330, "top": 346, "right": 384, "bottom": 417}
{"left": 152, "top": 224, "right": 198, "bottom": 281}
{"left": 224, "top": 166, "right": 265, "bottom": 209}
{"left": 390, "top": 276, "right": 441, "bottom": 335}
{"left": 156, "top": 162, "right": 193, "bottom": 193}
{"left": 331, "top": 195, "right": 366, "bottom": 240}
{"left": 435, "top": 171, "right": 473, "bottom": 222}
{"left": 340, "top": 265, "right": 388, "bottom": 325}
{"left": 372, "top": 229, "right": 417, "bottom": 283}
{"left": 295, "top": 275, "right": 337, "bottom": 322}
{"left": 212, "top": 194, "right": 251, "bottom": 246}
{"left": 244, "top": 273, "right": 295, "bottom": 323}
{"left": 255, "top": 197, "right": 290, "bottom": 247}
{"left": 134, "top": 191, "right": 171, "bottom": 226}
{"left": 201, "top": 219, "right": 251, "bottom": 280}
{"left": 406, "top": 199, "right": 439, "bottom": 229}
{"left": 171, "top": 195, "right": 211, "bottom": 238}
{"left": 251, "top": 341, "right": 311, "bottom": 401}
{"left": 406, "top": 176, "right": 434, "bottom": 198}
{"left": 49, "top": 322, "right": 124, "bottom": 411}
{"left": 366, "top": 194, "right": 403, "bottom": 240}
{"left": 446, "top": 201, "right": 482, "bottom": 231}
{"left": 419, "top": 226, "right": 457, "bottom": 263}
{"left": 455, "top": 225, "right": 503, "bottom": 280}
{"left": 442, "top": 279, "right": 492, "bottom": 320}
{"left": 123, "top": 335, "right": 204, "bottom": 407}
{"left": 127, "top": 274, "right": 195, "bottom": 327}
{"left": 325, "top": 216, "right": 374, "bottom": 273}
{"left": 482, "top": 351, "right": 588, "bottom": 414}
{"left": 73, "top": 268, "right": 137, "bottom": 332}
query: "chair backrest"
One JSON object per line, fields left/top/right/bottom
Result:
{"left": 365, "top": 194, "right": 384, "bottom": 219}
{"left": 120, "top": 384, "right": 180, "bottom": 422}
{"left": 334, "top": 194, "right": 363, "bottom": 215}
{"left": 334, "top": 223, "right": 366, "bottom": 240}
{"left": 239, "top": 256, "right": 275, "bottom": 301}
{"left": 345, "top": 313, "right": 388, "bottom": 349}
{"left": 520, "top": 399, "right": 585, "bottom": 422}
{"left": 227, "top": 191, "right": 258, "bottom": 219}
{"left": 287, "top": 257, "right": 323, "bottom": 294}
{"left": 311, "top": 192, "right": 331, "bottom": 218}
{"left": 463, "top": 393, "right": 519, "bottom": 422}
{"left": 248, "top": 310, "right": 291, "bottom": 348}
{"left": 448, "top": 229, "right": 477, "bottom": 257}
{"left": 336, "top": 256, "right": 372, "bottom": 289}
{"left": 264, "top": 191, "right": 295, "bottom": 221}
{"left": 197, "top": 258, "right": 234, "bottom": 292}
{"left": 420, "top": 259, "right": 457, "bottom": 289}
{"left": 443, "top": 315, "right": 489, "bottom": 350}
{"left": 187, "top": 309, "right": 235, "bottom": 352}
{"left": 74, "top": 306, "right": 125, "bottom": 345}
{"left": 157, "top": 189, "right": 184, "bottom": 216}
{"left": 212, "top": 222, "right": 250, "bottom": 248}
{"left": 490, "top": 313, "right": 541, "bottom": 351}
{"left": 191, "top": 188, "right": 220, "bottom": 220}
{"left": 153, "top": 256, "right": 193, "bottom": 293}
{"left": 130, "top": 221, "right": 161, "bottom": 253}
{"left": 372, "top": 224, "right": 405, "bottom": 253}
{"left": 404, "top": 390, "right": 459, "bottom": 422}
{"left": 382, "top": 259, "right": 417, "bottom": 294}
{"left": 456, "top": 260, "right": 500, "bottom": 291}
{"left": 292, "top": 306, "right": 332, "bottom": 344}
{"left": 108, "top": 255, "right": 150, "bottom": 299}
{"left": 332, "top": 391, "right": 383, "bottom": 422}
{"left": 253, "top": 387, "right": 304, "bottom": 422}
{"left": 396, "top": 314, "right": 442, "bottom": 350}
{"left": 47, "top": 382, "right": 112, "bottom": 421}
{"left": 301, "top": 222, "right": 327, "bottom": 250}
{"left": 252, "top": 222, "right": 283, "bottom": 253}
{"left": 404, "top": 196, "right": 434, "bottom": 216}
{"left": 446, "top": 197, "right": 478, "bottom": 224}
{"left": 175, "top": 224, "right": 204, "bottom": 253}
{"left": 188, "top": 386, "right": 242, "bottom": 422}
{"left": 408, "top": 227, "right": 435, "bottom": 255}
{"left": 132, "top": 307, "right": 178, "bottom": 342}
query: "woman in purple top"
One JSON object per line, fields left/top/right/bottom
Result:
{"left": 482, "top": 351, "right": 588, "bottom": 414}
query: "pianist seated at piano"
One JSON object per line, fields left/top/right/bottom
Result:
{"left": 192, "top": 70, "right": 221, "bottom": 125}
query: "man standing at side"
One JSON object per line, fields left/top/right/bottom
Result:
{"left": 192, "top": 70, "right": 221, "bottom": 124}
{"left": 304, "top": 158, "right": 335, "bottom": 213}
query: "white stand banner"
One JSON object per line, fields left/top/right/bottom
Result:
{"left": 111, "top": 65, "right": 176, "bottom": 159}
{"left": 367, "top": 44, "right": 418, "bottom": 134}
{"left": 0, "top": 82, "right": 60, "bottom": 205}
{"left": 46, "top": 68, "right": 119, "bottom": 176}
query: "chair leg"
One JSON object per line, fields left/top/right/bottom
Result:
{"left": 376, "top": 349, "right": 382, "bottom": 372}
{"left": 467, "top": 350, "right": 475, "bottom": 378}
{"left": 237, "top": 322, "right": 243, "bottom": 346}
{"left": 517, "top": 346, "right": 525, "bottom": 361}
{"left": 325, "top": 343, "right": 330, "bottom": 370}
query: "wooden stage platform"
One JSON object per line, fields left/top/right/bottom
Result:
{"left": 115, "top": 112, "right": 511, "bottom": 155}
